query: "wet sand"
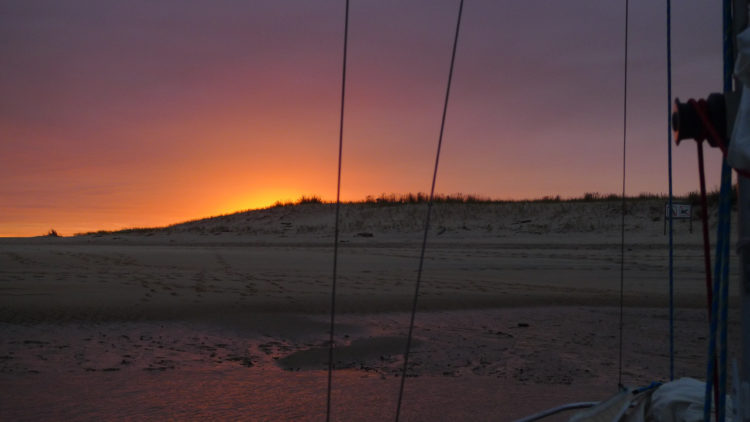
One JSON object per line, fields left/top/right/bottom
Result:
{"left": 0, "top": 201, "right": 742, "bottom": 420}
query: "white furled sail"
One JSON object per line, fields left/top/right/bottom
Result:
{"left": 729, "top": 27, "right": 750, "bottom": 172}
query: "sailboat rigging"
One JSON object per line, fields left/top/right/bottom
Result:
{"left": 324, "top": 0, "right": 750, "bottom": 420}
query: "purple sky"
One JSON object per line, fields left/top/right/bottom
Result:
{"left": 0, "top": 0, "right": 728, "bottom": 236}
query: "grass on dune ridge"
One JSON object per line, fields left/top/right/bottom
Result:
{"left": 70, "top": 187, "right": 736, "bottom": 237}
{"left": 274, "top": 189, "right": 734, "bottom": 206}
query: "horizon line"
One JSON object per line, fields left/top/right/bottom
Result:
{"left": 65, "top": 189, "right": 728, "bottom": 238}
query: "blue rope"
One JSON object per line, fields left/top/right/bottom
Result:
{"left": 633, "top": 381, "right": 663, "bottom": 395}
{"left": 719, "top": 0, "right": 733, "bottom": 416}
{"left": 704, "top": 161, "right": 732, "bottom": 422}
{"left": 704, "top": 242, "right": 721, "bottom": 421}
{"left": 704, "top": 3, "right": 734, "bottom": 417}
{"left": 718, "top": 163, "right": 731, "bottom": 422}
{"left": 666, "top": 0, "right": 674, "bottom": 383}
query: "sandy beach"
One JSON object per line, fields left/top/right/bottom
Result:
{"left": 0, "top": 200, "right": 742, "bottom": 420}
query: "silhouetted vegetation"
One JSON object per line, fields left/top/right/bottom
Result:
{"left": 46, "top": 229, "right": 60, "bottom": 237}
{"left": 359, "top": 192, "right": 492, "bottom": 206}
{"left": 265, "top": 188, "right": 737, "bottom": 206}
{"left": 74, "top": 187, "right": 738, "bottom": 237}
{"left": 270, "top": 195, "right": 324, "bottom": 208}
{"left": 77, "top": 227, "right": 158, "bottom": 236}
{"left": 685, "top": 185, "right": 738, "bottom": 207}
{"left": 298, "top": 195, "right": 324, "bottom": 204}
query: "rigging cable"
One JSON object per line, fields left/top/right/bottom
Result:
{"left": 704, "top": 163, "right": 732, "bottom": 422}
{"left": 696, "top": 137, "right": 721, "bottom": 422}
{"left": 704, "top": 165, "right": 731, "bottom": 422}
{"left": 617, "top": 0, "right": 629, "bottom": 390}
{"left": 666, "top": 0, "right": 675, "bottom": 383}
{"left": 685, "top": 97, "right": 724, "bottom": 421}
{"left": 718, "top": 1, "right": 734, "bottom": 416}
{"left": 394, "top": 1, "right": 464, "bottom": 421}
{"left": 697, "top": 143, "right": 715, "bottom": 318}
{"left": 704, "top": 3, "right": 735, "bottom": 420}
{"left": 326, "top": 0, "right": 349, "bottom": 421}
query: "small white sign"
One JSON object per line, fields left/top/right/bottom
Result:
{"left": 665, "top": 203, "right": 691, "bottom": 218}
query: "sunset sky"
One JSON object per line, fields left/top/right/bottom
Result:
{"left": 0, "top": 0, "right": 727, "bottom": 236}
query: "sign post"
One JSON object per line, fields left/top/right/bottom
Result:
{"left": 664, "top": 202, "right": 692, "bottom": 234}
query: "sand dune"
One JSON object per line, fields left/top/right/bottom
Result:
{"left": 0, "top": 200, "right": 741, "bottom": 420}
{"left": 97, "top": 199, "right": 716, "bottom": 242}
{"left": 0, "top": 200, "right": 737, "bottom": 321}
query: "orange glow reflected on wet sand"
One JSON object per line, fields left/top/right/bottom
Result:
{"left": 0, "top": 366, "right": 608, "bottom": 421}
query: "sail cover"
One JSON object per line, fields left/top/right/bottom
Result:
{"left": 729, "top": 27, "right": 750, "bottom": 172}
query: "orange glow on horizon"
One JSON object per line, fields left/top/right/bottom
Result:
{"left": 0, "top": 1, "right": 726, "bottom": 238}
{"left": 218, "top": 190, "right": 313, "bottom": 214}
